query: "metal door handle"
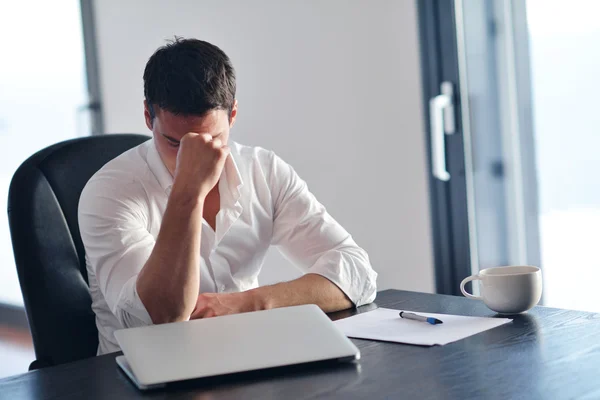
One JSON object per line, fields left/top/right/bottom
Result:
{"left": 429, "top": 82, "right": 455, "bottom": 181}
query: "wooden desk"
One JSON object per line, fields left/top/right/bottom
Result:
{"left": 1, "top": 289, "right": 599, "bottom": 400}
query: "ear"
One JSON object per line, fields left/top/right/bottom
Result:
{"left": 229, "top": 99, "right": 238, "bottom": 128}
{"left": 143, "top": 100, "right": 154, "bottom": 131}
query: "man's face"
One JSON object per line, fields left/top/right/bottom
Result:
{"left": 144, "top": 101, "right": 237, "bottom": 175}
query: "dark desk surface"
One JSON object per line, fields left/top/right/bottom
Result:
{"left": 2, "top": 289, "right": 600, "bottom": 400}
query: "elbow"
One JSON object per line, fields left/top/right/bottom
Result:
{"left": 148, "top": 306, "right": 192, "bottom": 325}
{"left": 114, "top": 305, "right": 154, "bottom": 330}
{"left": 356, "top": 268, "right": 378, "bottom": 307}
{"left": 354, "top": 287, "right": 377, "bottom": 308}
{"left": 144, "top": 301, "right": 193, "bottom": 325}
{"left": 148, "top": 311, "right": 189, "bottom": 325}
{"left": 136, "top": 281, "right": 195, "bottom": 325}
{"left": 363, "top": 285, "right": 377, "bottom": 305}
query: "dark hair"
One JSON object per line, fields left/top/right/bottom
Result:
{"left": 143, "top": 37, "right": 236, "bottom": 121}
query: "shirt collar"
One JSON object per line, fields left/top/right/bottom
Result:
{"left": 146, "top": 139, "right": 174, "bottom": 194}
{"left": 146, "top": 139, "right": 244, "bottom": 198}
{"left": 223, "top": 149, "right": 244, "bottom": 201}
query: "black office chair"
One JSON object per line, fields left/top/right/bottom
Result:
{"left": 7, "top": 134, "right": 150, "bottom": 370}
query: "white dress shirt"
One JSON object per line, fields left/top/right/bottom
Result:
{"left": 78, "top": 139, "right": 377, "bottom": 355}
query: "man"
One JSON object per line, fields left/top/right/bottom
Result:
{"left": 79, "top": 38, "right": 377, "bottom": 355}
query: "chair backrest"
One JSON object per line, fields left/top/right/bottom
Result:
{"left": 8, "top": 134, "right": 150, "bottom": 368}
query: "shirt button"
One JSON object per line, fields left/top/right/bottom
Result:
{"left": 220, "top": 285, "right": 226, "bottom": 292}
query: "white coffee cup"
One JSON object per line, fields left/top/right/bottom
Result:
{"left": 460, "top": 266, "right": 542, "bottom": 314}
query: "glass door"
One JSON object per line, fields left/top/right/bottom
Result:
{"left": 455, "top": 0, "right": 600, "bottom": 312}
{"left": 525, "top": 0, "right": 600, "bottom": 312}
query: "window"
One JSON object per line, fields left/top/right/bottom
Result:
{"left": 420, "top": 0, "right": 600, "bottom": 312}
{"left": 0, "top": 0, "right": 91, "bottom": 306}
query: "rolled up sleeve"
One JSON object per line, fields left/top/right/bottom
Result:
{"left": 79, "top": 175, "right": 154, "bottom": 328}
{"left": 268, "top": 153, "right": 377, "bottom": 306}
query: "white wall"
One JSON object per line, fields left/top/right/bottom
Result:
{"left": 92, "top": 0, "right": 436, "bottom": 293}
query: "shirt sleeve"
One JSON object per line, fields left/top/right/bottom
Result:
{"left": 267, "top": 152, "right": 377, "bottom": 306}
{"left": 78, "top": 173, "right": 154, "bottom": 328}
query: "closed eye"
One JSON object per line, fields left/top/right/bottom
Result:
{"left": 162, "top": 134, "right": 180, "bottom": 147}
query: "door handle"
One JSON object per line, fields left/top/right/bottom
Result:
{"left": 429, "top": 82, "right": 456, "bottom": 181}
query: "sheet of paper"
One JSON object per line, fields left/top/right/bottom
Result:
{"left": 333, "top": 308, "right": 512, "bottom": 346}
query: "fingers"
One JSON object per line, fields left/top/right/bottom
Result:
{"left": 219, "top": 145, "right": 230, "bottom": 157}
{"left": 190, "top": 294, "right": 217, "bottom": 319}
{"left": 190, "top": 305, "right": 207, "bottom": 319}
{"left": 187, "top": 132, "right": 227, "bottom": 153}
{"left": 211, "top": 137, "right": 222, "bottom": 148}
{"left": 212, "top": 138, "right": 230, "bottom": 161}
{"left": 182, "top": 132, "right": 220, "bottom": 145}
{"left": 190, "top": 306, "right": 217, "bottom": 319}
{"left": 174, "top": 131, "right": 230, "bottom": 196}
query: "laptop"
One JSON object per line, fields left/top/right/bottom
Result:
{"left": 114, "top": 304, "right": 360, "bottom": 390}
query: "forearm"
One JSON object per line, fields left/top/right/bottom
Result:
{"left": 137, "top": 186, "right": 204, "bottom": 324}
{"left": 249, "top": 273, "right": 353, "bottom": 313}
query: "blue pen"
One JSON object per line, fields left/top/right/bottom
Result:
{"left": 399, "top": 311, "right": 443, "bottom": 325}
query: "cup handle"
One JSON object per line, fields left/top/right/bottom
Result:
{"left": 460, "top": 275, "right": 483, "bottom": 300}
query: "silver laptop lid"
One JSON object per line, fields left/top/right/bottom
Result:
{"left": 114, "top": 304, "right": 359, "bottom": 386}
